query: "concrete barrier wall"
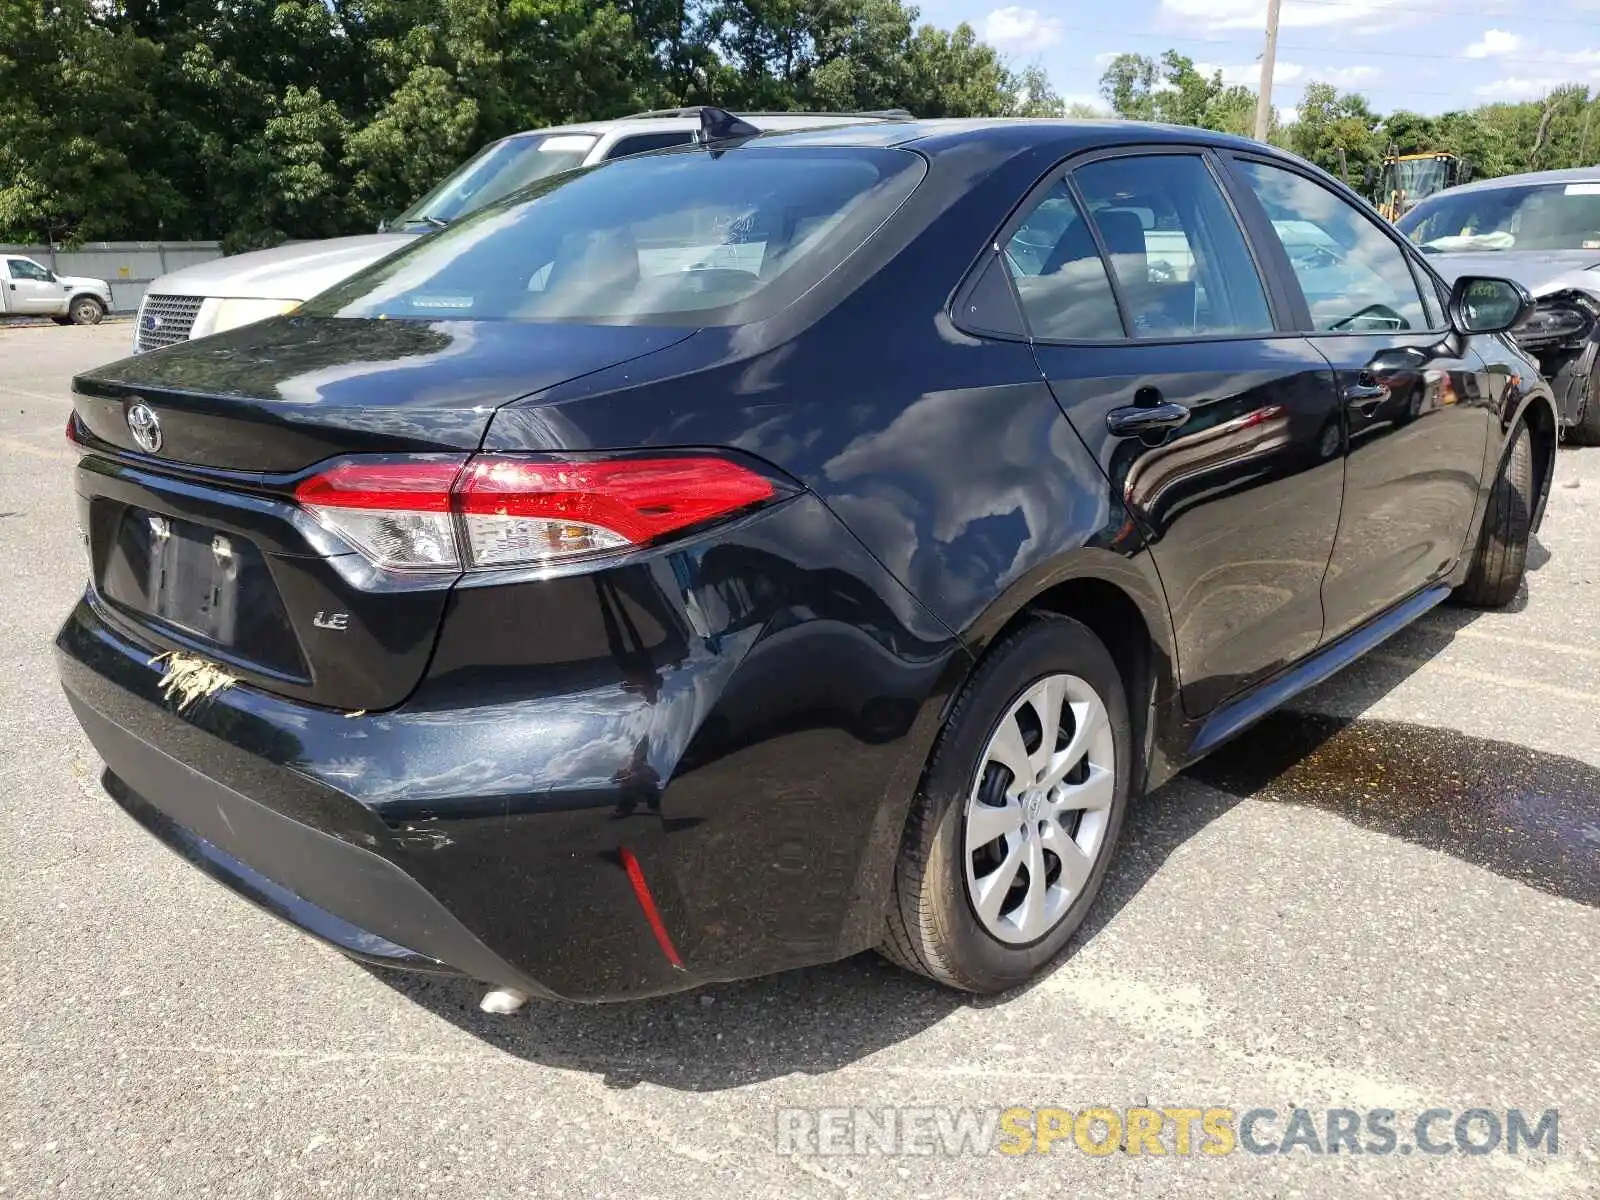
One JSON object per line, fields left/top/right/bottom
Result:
{"left": 0, "top": 242, "right": 224, "bottom": 313}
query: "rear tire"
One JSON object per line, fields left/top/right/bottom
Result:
{"left": 68, "top": 296, "right": 105, "bottom": 326}
{"left": 1456, "top": 421, "right": 1533, "bottom": 609}
{"left": 879, "top": 614, "right": 1132, "bottom": 993}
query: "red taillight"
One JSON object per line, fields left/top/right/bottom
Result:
{"left": 455, "top": 455, "right": 775, "bottom": 567}
{"left": 294, "top": 457, "right": 463, "bottom": 512}
{"left": 293, "top": 452, "right": 780, "bottom": 572}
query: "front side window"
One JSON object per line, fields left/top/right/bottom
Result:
{"left": 7, "top": 258, "right": 50, "bottom": 281}
{"left": 1235, "top": 159, "right": 1429, "bottom": 333}
{"left": 1073, "top": 153, "right": 1274, "bottom": 339}
{"left": 1002, "top": 181, "right": 1124, "bottom": 340}
{"left": 307, "top": 147, "right": 925, "bottom": 326}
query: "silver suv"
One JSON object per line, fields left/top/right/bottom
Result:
{"left": 133, "top": 108, "right": 906, "bottom": 353}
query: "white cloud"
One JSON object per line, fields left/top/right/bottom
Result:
{"left": 1465, "top": 29, "right": 1522, "bottom": 58}
{"left": 1160, "top": 0, "right": 1413, "bottom": 34}
{"left": 983, "top": 6, "right": 1063, "bottom": 49}
{"left": 1474, "top": 75, "right": 1565, "bottom": 99}
{"left": 1279, "top": 106, "right": 1301, "bottom": 125}
{"left": 1197, "top": 60, "right": 1304, "bottom": 87}
{"left": 1318, "top": 64, "right": 1379, "bottom": 87}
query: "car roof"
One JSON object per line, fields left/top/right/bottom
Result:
{"left": 495, "top": 111, "right": 907, "bottom": 141}
{"left": 749, "top": 117, "right": 1274, "bottom": 158}
{"left": 1429, "top": 166, "right": 1600, "bottom": 197}
{"left": 489, "top": 115, "right": 1278, "bottom": 162}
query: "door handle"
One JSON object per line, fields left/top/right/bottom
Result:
{"left": 1107, "top": 401, "right": 1191, "bottom": 438}
{"left": 1343, "top": 380, "right": 1390, "bottom": 407}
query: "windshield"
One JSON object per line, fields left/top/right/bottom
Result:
{"left": 1381, "top": 159, "right": 1450, "bottom": 203}
{"left": 1399, "top": 182, "right": 1600, "bottom": 253}
{"left": 393, "top": 133, "right": 599, "bottom": 227}
{"left": 308, "top": 146, "right": 925, "bottom": 326}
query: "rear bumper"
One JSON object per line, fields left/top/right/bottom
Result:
{"left": 80, "top": 701, "right": 546, "bottom": 992}
{"left": 56, "top": 492, "right": 965, "bottom": 1001}
{"left": 60, "top": 609, "right": 564, "bottom": 995}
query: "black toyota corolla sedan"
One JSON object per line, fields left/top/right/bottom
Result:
{"left": 58, "top": 118, "right": 1556, "bottom": 1003}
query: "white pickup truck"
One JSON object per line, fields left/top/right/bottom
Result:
{"left": 1, "top": 255, "right": 112, "bottom": 324}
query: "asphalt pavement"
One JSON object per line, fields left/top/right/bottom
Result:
{"left": 1, "top": 323, "right": 1596, "bottom": 1198}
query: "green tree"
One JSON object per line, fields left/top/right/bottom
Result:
{"left": 900, "top": 22, "right": 1015, "bottom": 117}
{"left": 1098, "top": 50, "right": 1253, "bottom": 134}
{"left": 1290, "top": 80, "right": 1380, "bottom": 177}
{"left": 1099, "top": 52, "right": 1159, "bottom": 121}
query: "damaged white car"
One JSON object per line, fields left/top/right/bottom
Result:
{"left": 1400, "top": 168, "right": 1600, "bottom": 443}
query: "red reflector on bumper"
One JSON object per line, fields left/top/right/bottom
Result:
{"left": 619, "top": 847, "right": 685, "bottom": 970}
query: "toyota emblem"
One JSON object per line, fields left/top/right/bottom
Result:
{"left": 127, "top": 402, "right": 162, "bottom": 453}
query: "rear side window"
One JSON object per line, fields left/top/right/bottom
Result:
{"left": 1233, "top": 159, "right": 1429, "bottom": 333}
{"left": 1073, "top": 154, "right": 1274, "bottom": 339}
{"left": 308, "top": 147, "right": 925, "bottom": 326}
{"left": 1003, "top": 182, "right": 1125, "bottom": 340}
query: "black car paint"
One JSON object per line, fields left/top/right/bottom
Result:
{"left": 57, "top": 121, "right": 1558, "bottom": 1000}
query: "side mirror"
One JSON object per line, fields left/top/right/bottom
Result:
{"left": 376, "top": 218, "right": 389, "bottom": 233}
{"left": 1448, "top": 275, "right": 1534, "bottom": 335}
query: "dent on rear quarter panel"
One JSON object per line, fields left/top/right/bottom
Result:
{"left": 393, "top": 492, "right": 971, "bottom": 991}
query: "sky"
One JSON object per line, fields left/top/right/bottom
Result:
{"left": 913, "top": 0, "right": 1600, "bottom": 119}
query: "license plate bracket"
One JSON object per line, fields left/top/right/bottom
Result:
{"left": 137, "top": 513, "right": 240, "bottom": 644}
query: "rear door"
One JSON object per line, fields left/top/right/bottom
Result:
{"left": 1014, "top": 147, "right": 1346, "bottom": 716}
{"left": 1222, "top": 154, "right": 1493, "bottom": 640}
{"left": 5, "top": 257, "right": 63, "bottom": 314}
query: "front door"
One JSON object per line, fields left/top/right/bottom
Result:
{"left": 1007, "top": 149, "right": 1346, "bottom": 716}
{"left": 4, "top": 257, "right": 64, "bottom": 315}
{"left": 1223, "top": 156, "right": 1494, "bottom": 639}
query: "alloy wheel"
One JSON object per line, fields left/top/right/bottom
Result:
{"left": 963, "top": 672, "right": 1116, "bottom": 945}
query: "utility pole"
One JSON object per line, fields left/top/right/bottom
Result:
{"left": 1254, "top": 0, "right": 1283, "bottom": 143}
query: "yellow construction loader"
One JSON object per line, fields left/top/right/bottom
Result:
{"left": 1367, "top": 152, "right": 1472, "bottom": 222}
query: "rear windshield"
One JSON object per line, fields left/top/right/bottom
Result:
{"left": 394, "top": 133, "right": 600, "bottom": 228}
{"left": 307, "top": 146, "right": 925, "bottom": 326}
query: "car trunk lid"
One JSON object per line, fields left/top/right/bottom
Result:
{"left": 74, "top": 315, "right": 693, "bottom": 471}
{"left": 70, "top": 317, "right": 695, "bottom": 712}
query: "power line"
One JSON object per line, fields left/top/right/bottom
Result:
{"left": 1046, "top": 22, "right": 1600, "bottom": 69}
{"left": 1283, "top": 0, "right": 1600, "bottom": 30}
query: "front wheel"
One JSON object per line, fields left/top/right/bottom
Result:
{"left": 1456, "top": 421, "right": 1533, "bottom": 608}
{"left": 879, "top": 615, "right": 1132, "bottom": 993}
{"left": 68, "top": 296, "right": 105, "bottom": 325}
